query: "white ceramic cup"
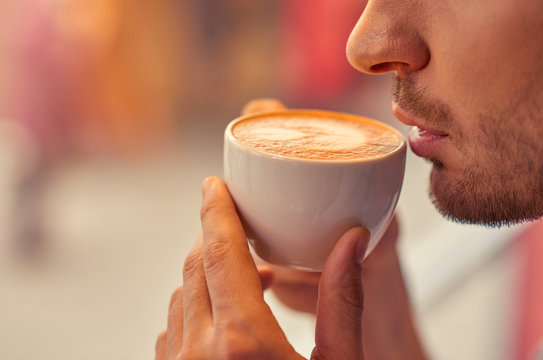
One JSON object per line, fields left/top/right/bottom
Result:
{"left": 224, "top": 109, "right": 406, "bottom": 271}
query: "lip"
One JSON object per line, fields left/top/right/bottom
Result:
{"left": 392, "top": 102, "right": 448, "bottom": 159}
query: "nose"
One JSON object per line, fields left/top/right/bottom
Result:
{"left": 346, "top": 2, "right": 430, "bottom": 76}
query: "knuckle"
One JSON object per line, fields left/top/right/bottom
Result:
{"left": 176, "top": 351, "right": 190, "bottom": 360}
{"left": 337, "top": 282, "right": 364, "bottom": 326}
{"left": 214, "top": 329, "right": 260, "bottom": 360}
{"left": 203, "top": 241, "right": 233, "bottom": 274}
{"left": 168, "top": 287, "right": 183, "bottom": 323}
{"left": 177, "top": 343, "right": 207, "bottom": 360}
{"left": 155, "top": 330, "right": 167, "bottom": 353}
{"left": 183, "top": 248, "right": 203, "bottom": 280}
{"left": 169, "top": 286, "right": 183, "bottom": 309}
{"left": 340, "top": 282, "right": 364, "bottom": 309}
{"left": 176, "top": 352, "right": 195, "bottom": 360}
{"left": 200, "top": 195, "right": 218, "bottom": 223}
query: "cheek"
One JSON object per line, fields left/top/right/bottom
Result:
{"left": 422, "top": 2, "right": 543, "bottom": 162}
{"left": 425, "top": 0, "right": 543, "bottom": 121}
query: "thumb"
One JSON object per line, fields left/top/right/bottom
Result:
{"left": 311, "top": 227, "right": 370, "bottom": 360}
{"left": 241, "top": 98, "right": 287, "bottom": 115}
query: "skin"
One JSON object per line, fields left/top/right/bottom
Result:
{"left": 156, "top": 100, "right": 426, "bottom": 359}
{"left": 156, "top": 176, "right": 370, "bottom": 359}
{"left": 347, "top": 0, "right": 543, "bottom": 226}
{"left": 157, "top": 0, "right": 543, "bottom": 358}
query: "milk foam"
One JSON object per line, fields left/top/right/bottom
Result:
{"left": 232, "top": 114, "right": 402, "bottom": 160}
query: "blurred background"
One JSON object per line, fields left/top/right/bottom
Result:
{"left": 0, "top": 1, "right": 540, "bottom": 359}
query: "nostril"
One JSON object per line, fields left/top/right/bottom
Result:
{"left": 370, "top": 62, "right": 409, "bottom": 73}
{"left": 370, "top": 63, "right": 393, "bottom": 73}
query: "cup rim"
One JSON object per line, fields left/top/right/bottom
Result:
{"left": 225, "top": 109, "right": 407, "bottom": 164}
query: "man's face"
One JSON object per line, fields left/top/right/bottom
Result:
{"left": 347, "top": 0, "right": 543, "bottom": 226}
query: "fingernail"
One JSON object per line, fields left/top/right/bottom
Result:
{"left": 201, "top": 177, "right": 215, "bottom": 196}
{"left": 354, "top": 228, "right": 371, "bottom": 267}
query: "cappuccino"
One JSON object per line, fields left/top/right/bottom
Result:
{"left": 224, "top": 109, "right": 406, "bottom": 270}
{"left": 231, "top": 111, "right": 402, "bottom": 161}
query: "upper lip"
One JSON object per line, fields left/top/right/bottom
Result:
{"left": 392, "top": 102, "right": 448, "bottom": 136}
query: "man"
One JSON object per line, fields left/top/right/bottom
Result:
{"left": 156, "top": 0, "right": 543, "bottom": 359}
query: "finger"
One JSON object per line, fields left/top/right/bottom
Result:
{"left": 182, "top": 236, "right": 212, "bottom": 339}
{"left": 254, "top": 251, "right": 321, "bottom": 285}
{"left": 271, "top": 264, "right": 322, "bottom": 286}
{"left": 267, "top": 264, "right": 321, "bottom": 314}
{"left": 257, "top": 265, "right": 274, "bottom": 291}
{"left": 200, "top": 177, "right": 266, "bottom": 314}
{"left": 155, "top": 330, "right": 167, "bottom": 360}
{"left": 273, "top": 280, "right": 320, "bottom": 314}
{"left": 241, "top": 98, "right": 287, "bottom": 115}
{"left": 312, "top": 227, "right": 370, "bottom": 360}
{"left": 165, "top": 287, "right": 183, "bottom": 360}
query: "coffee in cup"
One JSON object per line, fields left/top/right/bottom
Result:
{"left": 224, "top": 109, "right": 406, "bottom": 271}
{"left": 231, "top": 112, "right": 402, "bottom": 161}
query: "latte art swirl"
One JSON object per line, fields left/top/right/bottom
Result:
{"left": 232, "top": 114, "right": 402, "bottom": 160}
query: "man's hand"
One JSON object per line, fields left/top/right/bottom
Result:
{"left": 258, "top": 202, "right": 427, "bottom": 359}
{"left": 156, "top": 177, "right": 371, "bottom": 359}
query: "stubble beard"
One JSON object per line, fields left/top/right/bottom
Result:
{"left": 429, "top": 158, "right": 543, "bottom": 228}
{"left": 393, "top": 75, "right": 543, "bottom": 227}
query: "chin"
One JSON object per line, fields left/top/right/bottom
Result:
{"left": 428, "top": 164, "right": 543, "bottom": 228}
